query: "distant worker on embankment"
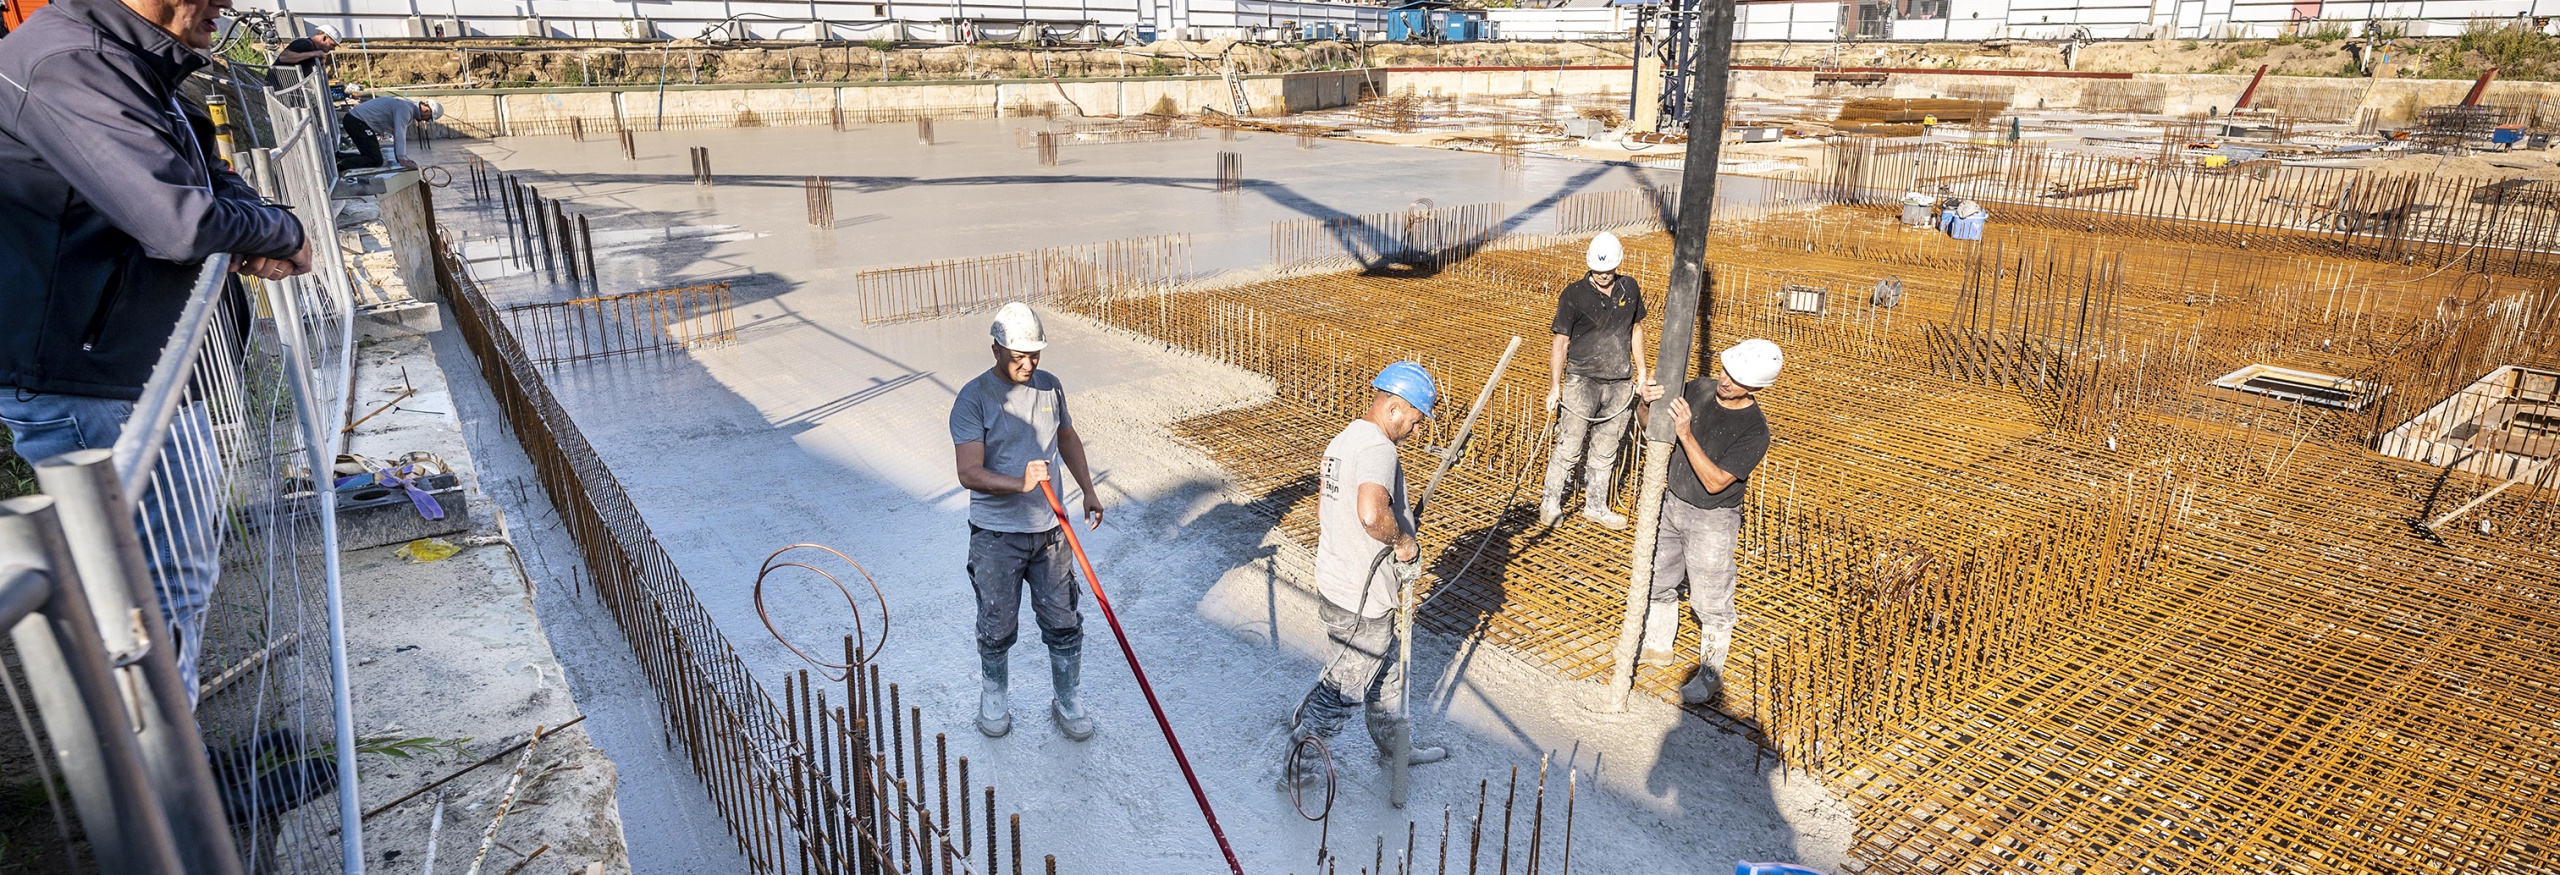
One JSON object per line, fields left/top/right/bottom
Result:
{"left": 952, "top": 302, "right": 1105, "bottom": 741}
{"left": 1540, "top": 231, "right": 1648, "bottom": 531}
{"left": 1286, "top": 362, "right": 1453, "bottom": 787}
{"left": 1636, "top": 338, "right": 1782, "bottom": 705}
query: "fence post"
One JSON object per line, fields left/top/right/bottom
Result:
{"left": 32, "top": 451, "right": 244, "bottom": 874}
{"left": 0, "top": 495, "right": 188, "bottom": 874}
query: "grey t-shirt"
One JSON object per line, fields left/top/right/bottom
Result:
{"left": 1317, "top": 418, "right": 1413, "bottom": 618}
{"left": 949, "top": 368, "right": 1073, "bottom": 533}
{"left": 346, "top": 97, "right": 417, "bottom": 164}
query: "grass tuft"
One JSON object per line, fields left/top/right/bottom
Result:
{"left": 0, "top": 430, "right": 34, "bottom": 501}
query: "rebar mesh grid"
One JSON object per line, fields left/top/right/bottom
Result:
{"left": 1057, "top": 207, "right": 2560, "bottom": 875}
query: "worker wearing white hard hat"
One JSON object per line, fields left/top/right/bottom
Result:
{"left": 272, "top": 23, "right": 340, "bottom": 89}
{"left": 1633, "top": 338, "right": 1782, "bottom": 705}
{"left": 951, "top": 302, "right": 1104, "bottom": 742}
{"left": 338, "top": 95, "right": 439, "bottom": 171}
{"left": 1538, "top": 231, "right": 1649, "bottom": 530}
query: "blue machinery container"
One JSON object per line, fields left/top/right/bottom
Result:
{"left": 1386, "top": 3, "right": 1481, "bottom": 41}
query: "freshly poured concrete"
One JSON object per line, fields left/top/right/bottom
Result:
{"left": 425, "top": 126, "right": 1856, "bottom": 873}
{"left": 453, "top": 118, "right": 1692, "bottom": 293}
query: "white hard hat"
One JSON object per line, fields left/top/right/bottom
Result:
{"left": 991, "top": 302, "right": 1048, "bottom": 353}
{"left": 1586, "top": 232, "right": 1623, "bottom": 273}
{"left": 415, "top": 98, "right": 443, "bottom": 121}
{"left": 311, "top": 23, "right": 339, "bottom": 39}
{"left": 1720, "top": 338, "right": 1783, "bottom": 389}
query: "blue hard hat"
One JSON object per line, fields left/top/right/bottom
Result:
{"left": 1371, "top": 361, "right": 1438, "bottom": 418}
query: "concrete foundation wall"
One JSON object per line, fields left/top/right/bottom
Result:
{"left": 400, "top": 65, "right": 2560, "bottom": 136}
{"left": 1692, "top": 67, "right": 2560, "bottom": 126}
{"left": 400, "top": 69, "right": 1364, "bottom": 136}
{"left": 1373, "top": 68, "right": 1633, "bottom": 99}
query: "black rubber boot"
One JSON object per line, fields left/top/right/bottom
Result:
{"left": 1050, "top": 645, "right": 1094, "bottom": 741}
{"left": 978, "top": 646, "right": 1011, "bottom": 738}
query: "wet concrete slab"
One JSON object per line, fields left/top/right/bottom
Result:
{"left": 419, "top": 123, "right": 1853, "bottom": 873}
{"left": 445, "top": 118, "right": 1685, "bottom": 290}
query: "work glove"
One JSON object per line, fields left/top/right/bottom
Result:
{"left": 1389, "top": 555, "right": 1424, "bottom": 588}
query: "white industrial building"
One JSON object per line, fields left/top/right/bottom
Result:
{"left": 244, "top": 0, "right": 2560, "bottom": 42}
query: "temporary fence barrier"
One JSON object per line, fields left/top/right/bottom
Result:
{"left": 1, "top": 64, "right": 364, "bottom": 874}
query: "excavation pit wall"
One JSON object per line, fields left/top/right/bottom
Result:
{"left": 393, "top": 66, "right": 2560, "bottom": 136}
{"left": 1364, "top": 66, "right": 2560, "bottom": 127}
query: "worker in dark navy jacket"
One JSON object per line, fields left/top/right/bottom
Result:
{"left": 1, "top": 0, "right": 310, "bottom": 696}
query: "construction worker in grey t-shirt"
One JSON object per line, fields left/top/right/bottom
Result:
{"left": 338, "top": 95, "right": 441, "bottom": 171}
{"left": 1540, "top": 232, "right": 1648, "bottom": 530}
{"left": 951, "top": 302, "right": 1105, "bottom": 740}
{"left": 1287, "top": 361, "right": 1452, "bottom": 787}
{"left": 1635, "top": 338, "right": 1781, "bottom": 705}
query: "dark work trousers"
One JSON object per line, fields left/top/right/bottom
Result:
{"left": 968, "top": 523, "right": 1085, "bottom": 671}
{"left": 1291, "top": 599, "right": 1406, "bottom": 756}
{"left": 335, "top": 113, "right": 383, "bottom": 172}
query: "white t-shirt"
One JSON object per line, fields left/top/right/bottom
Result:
{"left": 1317, "top": 418, "right": 1412, "bottom": 618}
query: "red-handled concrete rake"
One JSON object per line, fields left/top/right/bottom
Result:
{"left": 1036, "top": 479, "right": 1246, "bottom": 875}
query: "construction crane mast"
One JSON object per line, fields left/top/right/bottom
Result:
{"left": 1625, "top": 0, "right": 1717, "bottom": 132}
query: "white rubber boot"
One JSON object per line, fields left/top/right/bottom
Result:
{"left": 1640, "top": 601, "right": 1680, "bottom": 664}
{"left": 1581, "top": 467, "right": 1628, "bottom": 530}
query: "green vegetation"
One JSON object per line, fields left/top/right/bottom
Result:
{"left": 2235, "top": 42, "right": 2269, "bottom": 59}
{"left": 221, "top": 38, "right": 268, "bottom": 68}
{"left": 865, "top": 37, "right": 896, "bottom": 52}
{"left": 2182, "top": 39, "right": 2201, "bottom": 51}
{"left": 2455, "top": 16, "right": 2559, "bottom": 76}
{"left": 2274, "top": 20, "right": 2351, "bottom": 45}
{"left": 1, "top": 431, "right": 32, "bottom": 501}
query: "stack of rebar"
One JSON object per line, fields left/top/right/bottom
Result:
{"left": 806, "top": 175, "right": 836, "bottom": 228}
{"left": 1216, "top": 151, "right": 1242, "bottom": 193}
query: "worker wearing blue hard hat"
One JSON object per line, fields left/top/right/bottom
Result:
{"left": 1287, "top": 360, "right": 1450, "bottom": 786}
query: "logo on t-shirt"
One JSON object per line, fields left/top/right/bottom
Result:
{"left": 1321, "top": 456, "right": 1342, "bottom": 499}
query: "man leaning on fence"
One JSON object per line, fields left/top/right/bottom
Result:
{"left": 0, "top": 0, "right": 313, "bottom": 696}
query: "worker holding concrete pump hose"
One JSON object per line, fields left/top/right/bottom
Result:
{"left": 952, "top": 303, "right": 1105, "bottom": 741}
{"left": 1635, "top": 339, "right": 1782, "bottom": 706}
{"left": 1540, "top": 231, "right": 1648, "bottom": 531}
{"left": 1286, "top": 361, "right": 1453, "bottom": 788}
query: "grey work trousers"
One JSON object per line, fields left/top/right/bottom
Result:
{"left": 1542, "top": 374, "right": 1636, "bottom": 507}
{"left": 1291, "top": 599, "right": 1407, "bottom": 755}
{"left": 1649, "top": 498, "right": 1742, "bottom": 675}
{"left": 968, "top": 524, "right": 1085, "bottom": 668}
